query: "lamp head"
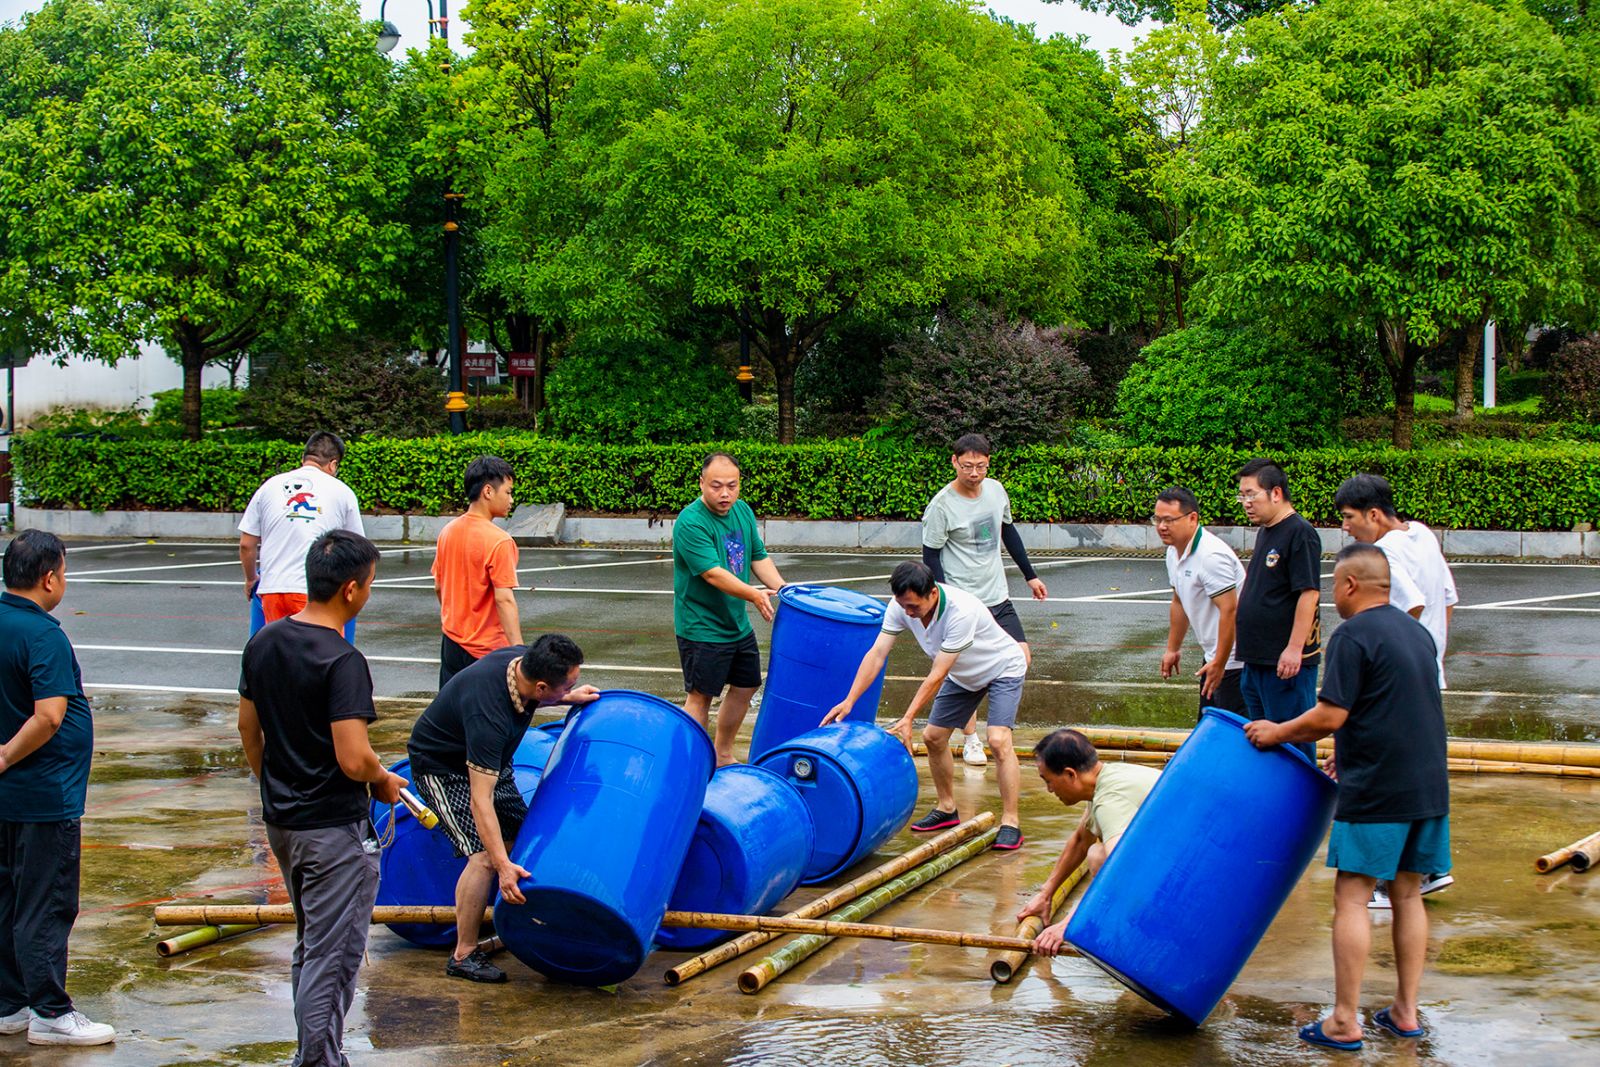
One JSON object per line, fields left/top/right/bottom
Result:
{"left": 376, "top": 19, "right": 401, "bottom": 54}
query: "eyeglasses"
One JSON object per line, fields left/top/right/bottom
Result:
{"left": 956, "top": 462, "right": 990, "bottom": 473}
{"left": 1149, "top": 513, "right": 1194, "bottom": 528}
{"left": 1236, "top": 490, "right": 1262, "bottom": 503}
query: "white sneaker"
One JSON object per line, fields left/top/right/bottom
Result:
{"left": 0, "top": 1007, "right": 29, "bottom": 1035}
{"left": 27, "top": 1010, "right": 115, "bottom": 1046}
{"left": 962, "top": 732, "right": 987, "bottom": 767}
{"left": 1368, "top": 884, "right": 1391, "bottom": 910}
{"left": 1420, "top": 873, "right": 1455, "bottom": 897}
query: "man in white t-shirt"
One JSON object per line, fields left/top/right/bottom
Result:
{"left": 1334, "top": 473, "right": 1456, "bottom": 905}
{"left": 1153, "top": 486, "right": 1247, "bottom": 715}
{"left": 239, "top": 432, "right": 364, "bottom": 634}
{"left": 822, "top": 561, "right": 1028, "bottom": 850}
{"left": 921, "top": 432, "right": 1048, "bottom": 768}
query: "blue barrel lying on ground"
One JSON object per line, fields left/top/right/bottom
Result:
{"left": 754, "top": 722, "right": 918, "bottom": 885}
{"left": 749, "top": 585, "right": 888, "bottom": 762}
{"left": 494, "top": 690, "right": 715, "bottom": 985}
{"left": 372, "top": 722, "right": 566, "bottom": 948}
{"left": 658, "top": 764, "right": 816, "bottom": 952}
{"left": 1065, "top": 708, "right": 1337, "bottom": 1026}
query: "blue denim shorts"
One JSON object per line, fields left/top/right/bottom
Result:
{"left": 1327, "top": 816, "right": 1451, "bottom": 881}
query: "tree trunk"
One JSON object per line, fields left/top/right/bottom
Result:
{"left": 1454, "top": 322, "right": 1484, "bottom": 420}
{"left": 1377, "top": 318, "right": 1416, "bottom": 449}
{"left": 175, "top": 329, "right": 208, "bottom": 443}
{"left": 532, "top": 329, "right": 548, "bottom": 428}
{"left": 761, "top": 312, "right": 800, "bottom": 444}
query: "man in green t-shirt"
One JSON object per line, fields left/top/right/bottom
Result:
{"left": 673, "top": 452, "right": 786, "bottom": 765}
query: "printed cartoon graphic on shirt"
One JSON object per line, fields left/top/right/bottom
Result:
{"left": 282, "top": 479, "right": 321, "bottom": 522}
{"left": 1264, "top": 549, "right": 1281, "bottom": 568}
{"left": 724, "top": 530, "right": 747, "bottom": 576}
{"left": 969, "top": 517, "right": 996, "bottom": 552}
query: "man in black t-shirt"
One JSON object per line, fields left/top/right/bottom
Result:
{"left": 1246, "top": 544, "right": 1449, "bottom": 1053}
{"left": 1234, "top": 458, "right": 1324, "bottom": 758}
{"left": 238, "top": 531, "right": 405, "bottom": 1067}
{"left": 406, "top": 634, "right": 598, "bottom": 983}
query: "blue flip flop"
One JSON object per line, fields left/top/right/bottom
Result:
{"left": 1299, "top": 1020, "right": 1363, "bottom": 1052}
{"left": 1373, "top": 1007, "right": 1425, "bottom": 1039}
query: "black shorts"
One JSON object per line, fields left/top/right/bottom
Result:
{"left": 1200, "top": 668, "right": 1247, "bottom": 717}
{"left": 411, "top": 767, "right": 527, "bottom": 859}
{"left": 677, "top": 633, "right": 762, "bottom": 696}
{"left": 439, "top": 632, "right": 478, "bottom": 689}
{"left": 988, "top": 600, "right": 1027, "bottom": 643}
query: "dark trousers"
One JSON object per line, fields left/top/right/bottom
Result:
{"left": 1199, "top": 668, "right": 1247, "bottom": 717}
{"left": 439, "top": 633, "right": 478, "bottom": 689}
{"left": 1241, "top": 662, "right": 1319, "bottom": 760}
{"left": 0, "top": 819, "right": 80, "bottom": 1018}
{"left": 267, "top": 820, "right": 381, "bottom": 1067}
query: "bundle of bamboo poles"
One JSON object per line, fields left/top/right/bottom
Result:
{"left": 664, "top": 814, "right": 997, "bottom": 986}
{"left": 738, "top": 826, "right": 1001, "bottom": 994}
{"left": 988, "top": 862, "right": 1090, "bottom": 984}
{"left": 1535, "top": 830, "right": 1600, "bottom": 873}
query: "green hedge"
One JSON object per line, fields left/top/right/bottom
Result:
{"left": 12, "top": 433, "right": 1600, "bottom": 529}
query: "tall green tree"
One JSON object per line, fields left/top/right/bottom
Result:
{"left": 528, "top": 0, "right": 1081, "bottom": 442}
{"left": 0, "top": 0, "right": 408, "bottom": 440}
{"left": 1060, "top": 0, "right": 1295, "bottom": 28}
{"left": 1195, "top": 0, "right": 1600, "bottom": 446}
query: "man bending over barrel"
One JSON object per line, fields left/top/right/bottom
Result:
{"left": 1245, "top": 543, "right": 1450, "bottom": 1052}
{"left": 1021, "top": 729, "right": 1160, "bottom": 957}
{"left": 821, "top": 561, "right": 1028, "bottom": 850}
{"left": 406, "top": 635, "right": 598, "bottom": 983}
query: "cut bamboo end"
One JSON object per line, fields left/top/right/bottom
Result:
{"left": 155, "top": 924, "right": 270, "bottom": 958}
{"left": 989, "top": 862, "right": 1090, "bottom": 984}
{"left": 1534, "top": 829, "right": 1600, "bottom": 873}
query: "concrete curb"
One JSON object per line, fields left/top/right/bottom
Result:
{"left": 11, "top": 507, "right": 1597, "bottom": 560}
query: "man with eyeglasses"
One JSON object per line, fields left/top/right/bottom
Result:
{"left": 1234, "top": 458, "right": 1323, "bottom": 758}
{"left": 1153, "top": 486, "right": 1246, "bottom": 716}
{"left": 920, "top": 432, "right": 1047, "bottom": 770}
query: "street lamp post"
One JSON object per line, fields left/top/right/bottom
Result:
{"left": 377, "top": 0, "right": 467, "bottom": 434}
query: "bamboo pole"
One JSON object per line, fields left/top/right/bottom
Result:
{"left": 989, "top": 863, "right": 1090, "bottom": 984}
{"left": 154, "top": 905, "right": 494, "bottom": 927}
{"left": 660, "top": 910, "right": 1053, "bottom": 956}
{"left": 915, "top": 730, "right": 1600, "bottom": 770}
{"left": 155, "top": 924, "right": 271, "bottom": 958}
{"left": 1536, "top": 830, "right": 1600, "bottom": 873}
{"left": 738, "top": 827, "right": 1000, "bottom": 995}
{"left": 663, "top": 813, "right": 999, "bottom": 986}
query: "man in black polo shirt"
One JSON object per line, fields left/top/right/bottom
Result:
{"left": 238, "top": 530, "right": 405, "bottom": 1067}
{"left": 1246, "top": 544, "right": 1449, "bottom": 1052}
{"left": 1234, "top": 457, "right": 1323, "bottom": 758}
{"left": 407, "top": 634, "right": 598, "bottom": 983}
{"left": 0, "top": 531, "right": 114, "bottom": 1046}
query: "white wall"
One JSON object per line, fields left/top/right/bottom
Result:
{"left": 11, "top": 342, "right": 236, "bottom": 426}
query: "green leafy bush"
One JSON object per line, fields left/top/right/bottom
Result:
{"left": 880, "top": 306, "right": 1093, "bottom": 448}
{"left": 1067, "top": 330, "right": 1145, "bottom": 417}
{"left": 464, "top": 394, "right": 536, "bottom": 432}
{"left": 14, "top": 433, "right": 1600, "bottom": 530}
{"left": 149, "top": 388, "right": 247, "bottom": 432}
{"left": 1543, "top": 336, "right": 1600, "bottom": 423}
{"left": 243, "top": 341, "right": 445, "bottom": 440}
{"left": 1115, "top": 326, "right": 1339, "bottom": 448}
{"left": 544, "top": 335, "right": 741, "bottom": 444}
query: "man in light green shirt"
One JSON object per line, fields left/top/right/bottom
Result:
{"left": 672, "top": 452, "right": 786, "bottom": 766}
{"left": 1017, "top": 728, "right": 1160, "bottom": 956}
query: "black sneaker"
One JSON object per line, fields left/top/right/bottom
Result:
{"left": 992, "top": 825, "right": 1024, "bottom": 851}
{"left": 910, "top": 808, "right": 960, "bottom": 832}
{"left": 446, "top": 950, "right": 507, "bottom": 983}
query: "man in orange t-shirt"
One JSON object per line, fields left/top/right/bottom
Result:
{"left": 433, "top": 456, "right": 522, "bottom": 687}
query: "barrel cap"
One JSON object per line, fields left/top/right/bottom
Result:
{"left": 778, "top": 584, "right": 886, "bottom": 624}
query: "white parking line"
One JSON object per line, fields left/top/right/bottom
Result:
{"left": 66, "top": 542, "right": 160, "bottom": 554}
{"left": 1458, "top": 590, "right": 1600, "bottom": 610}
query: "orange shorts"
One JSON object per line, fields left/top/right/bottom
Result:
{"left": 259, "top": 593, "right": 308, "bottom": 623}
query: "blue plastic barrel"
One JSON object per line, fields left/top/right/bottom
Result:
{"left": 494, "top": 691, "right": 715, "bottom": 985}
{"left": 372, "top": 724, "right": 566, "bottom": 948}
{"left": 1065, "top": 708, "right": 1336, "bottom": 1025}
{"left": 658, "top": 764, "right": 815, "bottom": 951}
{"left": 749, "top": 585, "right": 889, "bottom": 762}
{"left": 754, "top": 722, "right": 918, "bottom": 885}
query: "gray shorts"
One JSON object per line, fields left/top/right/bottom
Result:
{"left": 928, "top": 675, "right": 1024, "bottom": 730}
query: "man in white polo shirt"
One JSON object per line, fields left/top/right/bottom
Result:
{"left": 240, "top": 432, "right": 365, "bottom": 637}
{"left": 822, "top": 561, "right": 1028, "bottom": 850}
{"left": 1153, "top": 486, "right": 1247, "bottom": 715}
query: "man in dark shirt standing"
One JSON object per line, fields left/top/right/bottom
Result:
{"left": 407, "top": 634, "right": 598, "bottom": 983}
{"left": 238, "top": 530, "right": 405, "bottom": 1067}
{"left": 1246, "top": 544, "right": 1450, "bottom": 1052}
{"left": 0, "top": 531, "right": 114, "bottom": 1046}
{"left": 1234, "top": 458, "right": 1323, "bottom": 758}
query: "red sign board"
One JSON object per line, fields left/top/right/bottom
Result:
{"left": 506, "top": 352, "right": 538, "bottom": 377}
{"left": 462, "top": 351, "right": 498, "bottom": 378}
